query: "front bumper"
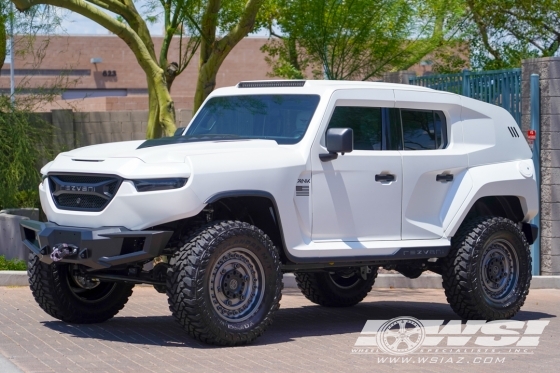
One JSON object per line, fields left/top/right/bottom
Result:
{"left": 20, "top": 220, "right": 173, "bottom": 270}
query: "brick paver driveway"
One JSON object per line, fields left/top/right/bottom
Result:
{"left": 0, "top": 286, "right": 558, "bottom": 373}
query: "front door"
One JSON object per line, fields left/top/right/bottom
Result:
{"left": 311, "top": 90, "right": 402, "bottom": 241}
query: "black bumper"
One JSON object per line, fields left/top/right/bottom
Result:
{"left": 20, "top": 220, "right": 173, "bottom": 270}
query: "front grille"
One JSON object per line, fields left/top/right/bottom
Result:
{"left": 48, "top": 174, "right": 122, "bottom": 212}
{"left": 56, "top": 194, "right": 109, "bottom": 209}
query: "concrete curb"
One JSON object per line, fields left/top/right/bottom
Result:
{"left": 2, "top": 271, "right": 560, "bottom": 289}
{"left": 0, "top": 355, "right": 23, "bottom": 373}
{"left": 0, "top": 271, "right": 28, "bottom": 286}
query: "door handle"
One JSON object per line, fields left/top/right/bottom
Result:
{"left": 436, "top": 174, "right": 454, "bottom": 182}
{"left": 375, "top": 174, "right": 395, "bottom": 182}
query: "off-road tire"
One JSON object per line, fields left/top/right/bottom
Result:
{"left": 28, "top": 254, "right": 134, "bottom": 323}
{"left": 166, "top": 220, "right": 283, "bottom": 346}
{"left": 441, "top": 216, "right": 532, "bottom": 320}
{"left": 295, "top": 267, "right": 378, "bottom": 307}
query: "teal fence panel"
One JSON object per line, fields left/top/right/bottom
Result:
{"left": 409, "top": 69, "right": 522, "bottom": 125}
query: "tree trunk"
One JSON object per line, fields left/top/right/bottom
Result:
{"left": 145, "top": 70, "right": 177, "bottom": 139}
{"left": 0, "top": 16, "right": 6, "bottom": 73}
{"left": 193, "top": 60, "right": 220, "bottom": 113}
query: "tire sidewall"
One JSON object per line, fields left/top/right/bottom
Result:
{"left": 55, "top": 264, "right": 122, "bottom": 314}
{"left": 199, "top": 227, "right": 281, "bottom": 338}
{"left": 468, "top": 220, "right": 531, "bottom": 316}
{"left": 28, "top": 255, "right": 133, "bottom": 323}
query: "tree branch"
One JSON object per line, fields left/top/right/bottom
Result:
{"left": 215, "top": 0, "right": 264, "bottom": 61}
{"left": 83, "top": 0, "right": 156, "bottom": 61}
{"left": 466, "top": 0, "right": 503, "bottom": 64}
{"left": 12, "top": 0, "right": 160, "bottom": 74}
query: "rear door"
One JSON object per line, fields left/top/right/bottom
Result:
{"left": 394, "top": 90, "right": 469, "bottom": 239}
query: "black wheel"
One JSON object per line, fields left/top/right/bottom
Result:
{"left": 28, "top": 254, "right": 134, "bottom": 323}
{"left": 295, "top": 267, "right": 378, "bottom": 307}
{"left": 441, "top": 216, "right": 532, "bottom": 320}
{"left": 166, "top": 220, "right": 282, "bottom": 346}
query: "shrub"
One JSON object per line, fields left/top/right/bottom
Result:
{"left": 0, "top": 99, "right": 52, "bottom": 210}
{"left": 0, "top": 255, "right": 27, "bottom": 271}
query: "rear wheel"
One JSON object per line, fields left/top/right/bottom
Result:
{"left": 295, "top": 267, "right": 378, "bottom": 307}
{"left": 28, "top": 254, "right": 133, "bottom": 323}
{"left": 441, "top": 216, "right": 532, "bottom": 320}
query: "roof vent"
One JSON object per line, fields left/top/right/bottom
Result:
{"left": 237, "top": 81, "right": 306, "bottom": 88}
{"left": 508, "top": 126, "right": 520, "bottom": 138}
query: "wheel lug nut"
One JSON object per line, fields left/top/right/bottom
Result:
{"left": 234, "top": 263, "right": 240, "bottom": 269}
{"left": 240, "top": 295, "right": 245, "bottom": 301}
{"left": 217, "top": 286, "right": 221, "bottom": 292}
{"left": 221, "top": 269, "right": 226, "bottom": 274}
{"left": 244, "top": 275, "right": 249, "bottom": 281}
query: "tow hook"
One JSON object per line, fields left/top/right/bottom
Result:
{"left": 50, "top": 243, "right": 79, "bottom": 262}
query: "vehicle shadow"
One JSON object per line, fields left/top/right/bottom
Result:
{"left": 40, "top": 298, "right": 556, "bottom": 349}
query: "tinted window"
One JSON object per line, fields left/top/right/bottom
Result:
{"left": 401, "top": 110, "right": 447, "bottom": 150}
{"left": 327, "top": 106, "right": 382, "bottom": 150}
{"left": 186, "top": 95, "right": 320, "bottom": 144}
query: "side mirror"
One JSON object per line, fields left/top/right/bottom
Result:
{"left": 320, "top": 128, "right": 353, "bottom": 161}
{"left": 174, "top": 127, "right": 186, "bottom": 137}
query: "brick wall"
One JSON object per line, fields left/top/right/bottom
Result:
{"left": 522, "top": 57, "right": 560, "bottom": 275}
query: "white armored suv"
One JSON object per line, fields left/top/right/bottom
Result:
{"left": 21, "top": 80, "right": 538, "bottom": 345}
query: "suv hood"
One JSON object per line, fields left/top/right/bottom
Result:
{"left": 59, "top": 139, "right": 282, "bottom": 164}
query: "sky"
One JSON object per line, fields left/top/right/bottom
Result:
{"left": 58, "top": 9, "right": 164, "bottom": 35}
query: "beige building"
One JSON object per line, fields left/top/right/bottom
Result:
{"left": 0, "top": 35, "right": 275, "bottom": 111}
{"left": 0, "top": 35, "right": 435, "bottom": 111}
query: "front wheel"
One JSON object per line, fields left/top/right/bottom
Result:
{"left": 441, "top": 216, "right": 532, "bottom": 320}
{"left": 28, "top": 254, "right": 134, "bottom": 323}
{"left": 295, "top": 267, "right": 378, "bottom": 307}
{"left": 166, "top": 221, "right": 283, "bottom": 346}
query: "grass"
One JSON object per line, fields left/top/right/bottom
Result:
{"left": 0, "top": 256, "right": 27, "bottom": 271}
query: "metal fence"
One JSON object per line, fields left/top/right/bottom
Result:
{"left": 409, "top": 69, "right": 522, "bottom": 125}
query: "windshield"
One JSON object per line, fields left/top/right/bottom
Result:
{"left": 185, "top": 94, "right": 321, "bottom": 144}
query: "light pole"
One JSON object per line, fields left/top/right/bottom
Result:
{"left": 9, "top": 1, "right": 15, "bottom": 105}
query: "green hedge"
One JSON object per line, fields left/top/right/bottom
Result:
{"left": 0, "top": 255, "right": 27, "bottom": 271}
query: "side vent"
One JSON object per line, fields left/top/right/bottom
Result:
{"left": 508, "top": 126, "right": 520, "bottom": 138}
{"left": 238, "top": 81, "right": 306, "bottom": 88}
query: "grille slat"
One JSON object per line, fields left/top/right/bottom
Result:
{"left": 48, "top": 174, "right": 121, "bottom": 212}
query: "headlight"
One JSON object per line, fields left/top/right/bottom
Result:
{"left": 132, "top": 178, "right": 188, "bottom": 192}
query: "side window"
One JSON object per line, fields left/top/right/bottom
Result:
{"left": 401, "top": 110, "right": 447, "bottom": 150}
{"left": 327, "top": 106, "right": 382, "bottom": 150}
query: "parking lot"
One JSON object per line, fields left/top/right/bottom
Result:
{"left": 0, "top": 286, "right": 558, "bottom": 373}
